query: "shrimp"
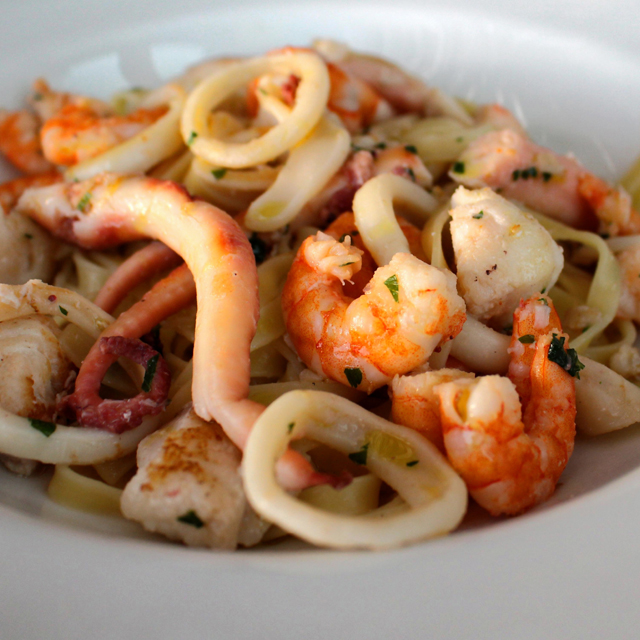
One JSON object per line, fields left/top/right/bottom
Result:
{"left": 324, "top": 211, "right": 426, "bottom": 298}
{"left": 0, "top": 172, "right": 61, "bottom": 214}
{"left": 16, "top": 173, "right": 343, "bottom": 492}
{"left": 436, "top": 295, "right": 577, "bottom": 515}
{"left": 40, "top": 103, "right": 168, "bottom": 166}
{"left": 325, "top": 62, "right": 394, "bottom": 134}
{"left": 390, "top": 368, "right": 475, "bottom": 452}
{"left": 282, "top": 232, "right": 466, "bottom": 393}
{"left": 451, "top": 128, "right": 640, "bottom": 235}
{"left": 0, "top": 109, "right": 54, "bottom": 174}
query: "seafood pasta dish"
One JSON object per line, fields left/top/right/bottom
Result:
{"left": 0, "top": 39, "right": 639, "bottom": 550}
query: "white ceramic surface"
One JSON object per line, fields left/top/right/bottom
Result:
{"left": 2, "top": 1, "right": 640, "bottom": 638}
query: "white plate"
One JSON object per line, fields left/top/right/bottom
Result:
{"left": 2, "top": 1, "right": 640, "bottom": 638}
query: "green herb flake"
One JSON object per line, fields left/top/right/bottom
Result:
{"left": 529, "top": 166, "right": 538, "bottom": 178}
{"left": 518, "top": 334, "right": 535, "bottom": 344}
{"left": 287, "top": 422, "right": 295, "bottom": 434}
{"left": 538, "top": 298, "right": 549, "bottom": 306}
{"left": 58, "top": 306, "right": 68, "bottom": 316}
{"left": 249, "top": 233, "right": 268, "bottom": 264}
{"left": 29, "top": 418, "right": 56, "bottom": 437}
{"left": 542, "top": 171, "right": 552, "bottom": 182}
{"left": 344, "top": 367, "right": 363, "bottom": 388}
{"left": 211, "top": 168, "right": 227, "bottom": 180}
{"left": 502, "top": 324, "right": 513, "bottom": 335}
{"left": 383, "top": 274, "right": 399, "bottom": 302}
{"left": 456, "top": 136, "right": 464, "bottom": 143}
{"left": 512, "top": 169, "right": 521, "bottom": 181}
{"left": 600, "top": 232, "right": 611, "bottom": 239}
{"left": 406, "top": 460, "right": 419, "bottom": 467}
{"left": 141, "top": 354, "right": 159, "bottom": 393}
{"left": 547, "top": 333, "right": 585, "bottom": 379}
{"left": 404, "top": 144, "right": 418, "bottom": 154}
{"left": 348, "top": 443, "right": 369, "bottom": 466}
{"left": 23, "top": 233, "right": 33, "bottom": 239}
{"left": 339, "top": 262, "right": 355, "bottom": 267}
{"left": 187, "top": 130, "right": 198, "bottom": 145}
{"left": 472, "top": 210, "right": 484, "bottom": 219}
{"left": 76, "top": 192, "right": 92, "bottom": 212}
{"left": 541, "top": 287, "right": 547, "bottom": 294}
{"left": 407, "top": 167, "right": 416, "bottom": 182}
{"left": 177, "top": 510, "right": 205, "bottom": 528}
{"left": 452, "top": 161, "right": 465, "bottom": 174}
{"left": 581, "top": 325, "right": 591, "bottom": 334}
{"left": 374, "top": 142, "right": 387, "bottom": 150}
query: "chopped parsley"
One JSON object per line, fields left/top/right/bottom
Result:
{"left": 348, "top": 443, "right": 369, "bottom": 466}
{"left": 542, "top": 171, "right": 552, "bottom": 182}
{"left": 406, "top": 460, "right": 419, "bottom": 467}
{"left": 541, "top": 287, "right": 547, "bottom": 294}
{"left": 287, "top": 422, "right": 295, "bottom": 434}
{"left": 404, "top": 144, "right": 418, "bottom": 154}
{"left": 177, "top": 510, "right": 205, "bottom": 528}
{"left": 547, "top": 334, "right": 585, "bottom": 379}
{"left": 518, "top": 334, "right": 535, "bottom": 344}
{"left": 456, "top": 136, "right": 464, "bottom": 143}
{"left": 452, "top": 161, "right": 465, "bottom": 174}
{"left": 76, "top": 192, "right": 91, "bottom": 212}
{"left": 29, "top": 418, "right": 56, "bottom": 437}
{"left": 339, "top": 261, "right": 355, "bottom": 267}
{"left": 141, "top": 354, "right": 159, "bottom": 392}
{"left": 211, "top": 168, "right": 227, "bottom": 180}
{"left": 344, "top": 367, "right": 363, "bottom": 388}
{"left": 600, "top": 232, "right": 611, "bottom": 239}
{"left": 187, "top": 131, "right": 198, "bottom": 145}
{"left": 472, "top": 210, "right": 484, "bottom": 219}
{"left": 58, "top": 306, "right": 68, "bottom": 316}
{"left": 406, "top": 167, "right": 416, "bottom": 182}
{"left": 512, "top": 169, "right": 520, "bottom": 181}
{"left": 23, "top": 233, "right": 33, "bottom": 240}
{"left": 374, "top": 142, "right": 387, "bottom": 150}
{"left": 383, "top": 274, "right": 399, "bottom": 302}
{"left": 538, "top": 298, "right": 549, "bottom": 306}
{"left": 249, "top": 233, "right": 268, "bottom": 264}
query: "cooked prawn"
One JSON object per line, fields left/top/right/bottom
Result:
{"left": 16, "top": 173, "right": 344, "bottom": 491}
{"left": 452, "top": 128, "right": 640, "bottom": 235}
{"left": 282, "top": 232, "right": 466, "bottom": 392}
{"left": 0, "top": 110, "right": 54, "bottom": 174}
{"left": 324, "top": 210, "right": 426, "bottom": 298}
{"left": 41, "top": 103, "right": 167, "bottom": 166}
{"left": 0, "top": 172, "right": 61, "bottom": 214}
{"left": 436, "top": 295, "right": 577, "bottom": 516}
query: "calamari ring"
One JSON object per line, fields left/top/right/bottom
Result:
{"left": 353, "top": 173, "right": 438, "bottom": 266}
{"left": 181, "top": 50, "right": 330, "bottom": 168}
{"left": 243, "top": 390, "right": 467, "bottom": 550}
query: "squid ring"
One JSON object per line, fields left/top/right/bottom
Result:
{"left": 242, "top": 390, "right": 467, "bottom": 550}
{"left": 353, "top": 173, "right": 438, "bottom": 266}
{"left": 181, "top": 50, "right": 330, "bottom": 168}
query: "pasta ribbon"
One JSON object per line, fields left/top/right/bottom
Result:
{"left": 245, "top": 115, "right": 350, "bottom": 232}
{"left": 242, "top": 390, "right": 467, "bottom": 550}
{"left": 532, "top": 212, "right": 621, "bottom": 352}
